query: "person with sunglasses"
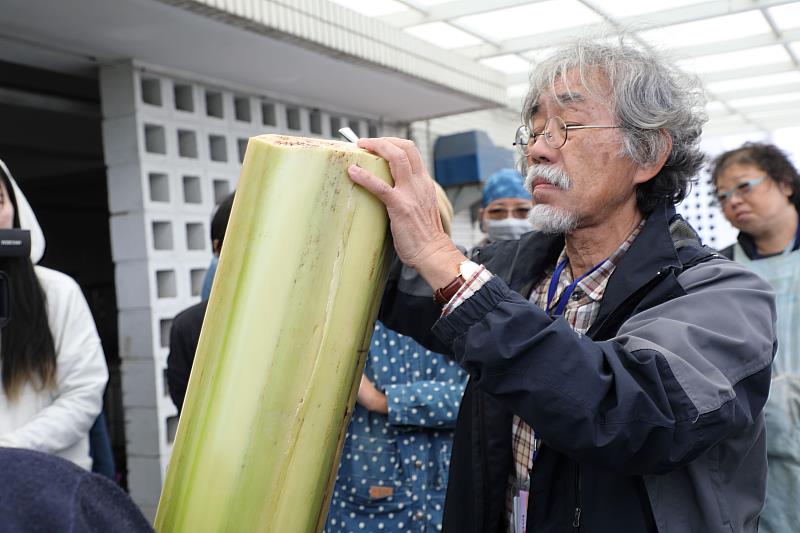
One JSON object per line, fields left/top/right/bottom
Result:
{"left": 711, "top": 142, "right": 800, "bottom": 533}
{"left": 347, "top": 38, "right": 776, "bottom": 533}
{"left": 478, "top": 168, "right": 533, "bottom": 244}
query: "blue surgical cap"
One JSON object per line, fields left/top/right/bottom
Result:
{"left": 482, "top": 168, "right": 531, "bottom": 207}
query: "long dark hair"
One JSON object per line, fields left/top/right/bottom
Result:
{"left": 0, "top": 167, "right": 56, "bottom": 399}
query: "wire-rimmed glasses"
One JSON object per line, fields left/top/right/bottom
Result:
{"left": 513, "top": 116, "right": 620, "bottom": 154}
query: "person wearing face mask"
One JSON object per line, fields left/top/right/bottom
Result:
{"left": 478, "top": 169, "right": 533, "bottom": 244}
{"left": 711, "top": 142, "right": 800, "bottom": 533}
{"left": 0, "top": 159, "right": 108, "bottom": 471}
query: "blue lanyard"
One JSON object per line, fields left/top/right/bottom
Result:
{"left": 546, "top": 257, "right": 608, "bottom": 316}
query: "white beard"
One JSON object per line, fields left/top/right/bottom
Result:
{"left": 529, "top": 204, "right": 579, "bottom": 235}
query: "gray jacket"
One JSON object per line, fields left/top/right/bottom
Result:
{"left": 380, "top": 204, "right": 777, "bottom": 532}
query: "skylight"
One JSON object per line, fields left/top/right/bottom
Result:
{"left": 679, "top": 45, "right": 791, "bottom": 75}
{"left": 596, "top": 0, "right": 705, "bottom": 18}
{"left": 706, "top": 71, "right": 800, "bottom": 94}
{"left": 327, "top": 0, "right": 408, "bottom": 17}
{"left": 404, "top": 21, "right": 484, "bottom": 49}
{"left": 727, "top": 92, "right": 800, "bottom": 110}
{"left": 507, "top": 83, "right": 530, "bottom": 99}
{"left": 767, "top": 3, "right": 800, "bottom": 30}
{"left": 640, "top": 11, "right": 771, "bottom": 50}
{"left": 411, "top": 0, "right": 453, "bottom": 5}
{"left": 480, "top": 54, "right": 532, "bottom": 74}
{"left": 454, "top": 0, "right": 603, "bottom": 40}
{"left": 705, "top": 101, "right": 728, "bottom": 115}
{"left": 522, "top": 47, "right": 559, "bottom": 64}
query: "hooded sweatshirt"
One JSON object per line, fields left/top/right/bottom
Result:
{"left": 0, "top": 159, "right": 108, "bottom": 470}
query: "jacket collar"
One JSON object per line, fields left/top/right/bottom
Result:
{"left": 481, "top": 201, "right": 682, "bottom": 297}
{"left": 477, "top": 202, "right": 686, "bottom": 336}
{"left": 592, "top": 201, "right": 682, "bottom": 325}
{"left": 473, "top": 201, "right": 681, "bottom": 304}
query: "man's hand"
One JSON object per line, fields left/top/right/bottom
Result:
{"left": 348, "top": 138, "right": 467, "bottom": 290}
{"left": 356, "top": 375, "right": 388, "bottom": 414}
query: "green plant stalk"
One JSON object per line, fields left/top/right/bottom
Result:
{"left": 155, "top": 135, "right": 394, "bottom": 532}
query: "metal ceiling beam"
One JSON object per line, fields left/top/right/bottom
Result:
{"left": 0, "top": 86, "right": 99, "bottom": 116}
{"left": 455, "top": 0, "right": 796, "bottom": 59}
{"left": 761, "top": 5, "right": 800, "bottom": 68}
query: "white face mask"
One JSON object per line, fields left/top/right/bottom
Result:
{"left": 486, "top": 218, "right": 533, "bottom": 242}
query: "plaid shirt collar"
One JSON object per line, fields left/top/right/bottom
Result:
{"left": 547, "top": 219, "right": 646, "bottom": 309}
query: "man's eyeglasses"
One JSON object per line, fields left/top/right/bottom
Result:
{"left": 513, "top": 116, "right": 620, "bottom": 154}
{"left": 713, "top": 175, "right": 767, "bottom": 207}
{"left": 485, "top": 206, "right": 532, "bottom": 220}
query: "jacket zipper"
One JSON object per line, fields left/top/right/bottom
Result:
{"left": 573, "top": 463, "right": 582, "bottom": 531}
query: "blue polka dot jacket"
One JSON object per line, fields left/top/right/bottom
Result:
{"left": 324, "top": 321, "right": 468, "bottom": 533}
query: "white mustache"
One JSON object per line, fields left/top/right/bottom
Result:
{"left": 525, "top": 165, "right": 571, "bottom": 191}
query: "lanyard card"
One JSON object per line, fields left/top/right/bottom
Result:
{"left": 511, "top": 489, "right": 528, "bottom": 533}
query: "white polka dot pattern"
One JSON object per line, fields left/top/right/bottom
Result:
{"left": 323, "top": 322, "right": 468, "bottom": 532}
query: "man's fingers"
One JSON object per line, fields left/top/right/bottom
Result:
{"left": 382, "top": 137, "right": 425, "bottom": 174}
{"left": 348, "top": 164, "right": 394, "bottom": 205}
{"left": 357, "top": 138, "right": 414, "bottom": 186}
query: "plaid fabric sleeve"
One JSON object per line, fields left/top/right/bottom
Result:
{"left": 441, "top": 265, "right": 493, "bottom": 316}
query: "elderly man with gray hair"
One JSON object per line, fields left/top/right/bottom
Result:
{"left": 348, "top": 38, "right": 776, "bottom": 533}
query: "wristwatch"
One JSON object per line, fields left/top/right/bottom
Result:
{"left": 434, "top": 260, "right": 481, "bottom": 305}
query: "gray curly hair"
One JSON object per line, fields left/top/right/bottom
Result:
{"left": 521, "top": 38, "right": 708, "bottom": 214}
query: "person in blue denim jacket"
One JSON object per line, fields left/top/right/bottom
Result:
{"left": 324, "top": 321, "right": 468, "bottom": 533}
{"left": 325, "top": 183, "right": 467, "bottom": 533}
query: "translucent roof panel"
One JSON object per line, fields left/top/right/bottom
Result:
{"left": 706, "top": 71, "right": 800, "bottom": 94}
{"left": 411, "top": 0, "right": 453, "bottom": 5}
{"left": 679, "top": 45, "right": 791, "bottom": 75}
{"left": 507, "top": 83, "right": 529, "bottom": 99}
{"left": 640, "top": 11, "right": 771, "bottom": 50}
{"left": 454, "top": 0, "right": 604, "bottom": 40}
{"left": 705, "top": 101, "right": 728, "bottom": 116}
{"left": 522, "top": 47, "right": 559, "bottom": 64}
{"left": 767, "top": 3, "right": 800, "bottom": 30}
{"left": 727, "top": 92, "right": 800, "bottom": 110}
{"left": 480, "top": 54, "right": 531, "bottom": 74}
{"left": 331, "top": 0, "right": 800, "bottom": 136}
{"left": 404, "top": 21, "right": 484, "bottom": 49}
{"left": 328, "top": 0, "right": 408, "bottom": 17}
{"left": 597, "top": 0, "right": 705, "bottom": 18}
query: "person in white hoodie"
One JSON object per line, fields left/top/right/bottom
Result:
{"left": 0, "top": 159, "right": 108, "bottom": 470}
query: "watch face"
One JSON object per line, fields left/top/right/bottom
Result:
{"left": 459, "top": 260, "right": 480, "bottom": 279}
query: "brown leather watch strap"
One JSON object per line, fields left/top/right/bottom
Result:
{"left": 434, "top": 275, "right": 465, "bottom": 305}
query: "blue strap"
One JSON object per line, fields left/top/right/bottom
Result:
{"left": 546, "top": 257, "right": 608, "bottom": 316}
